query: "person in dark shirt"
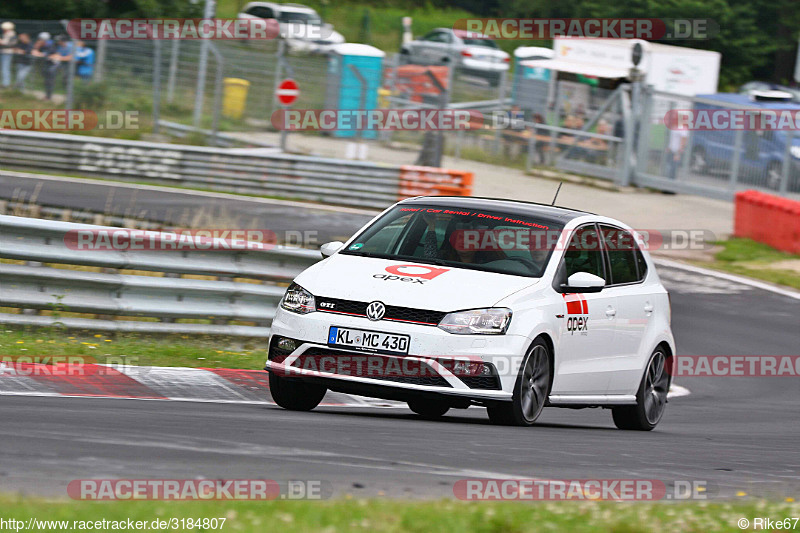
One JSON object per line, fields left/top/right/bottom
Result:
{"left": 14, "top": 33, "right": 33, "bottom": 89}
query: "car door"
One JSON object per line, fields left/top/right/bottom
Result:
{"left": 550, "top": 224, "right": 616, "bottom": 395}
{"left": 598, "top": 225, "right": 653, "bottom": 394}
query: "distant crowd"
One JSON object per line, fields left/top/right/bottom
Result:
{"left": 1, "top": 21, "right": 95, "bottom": 100}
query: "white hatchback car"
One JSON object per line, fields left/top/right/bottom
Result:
{"left": 266, "top": 197, "right": 675, "bottom": 430}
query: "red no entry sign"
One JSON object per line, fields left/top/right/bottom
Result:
{"left": 276, "top": 79, "right": 299, "bottom": 106}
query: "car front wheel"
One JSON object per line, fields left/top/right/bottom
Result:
{"left": 487, "top": 338, "right": 550, "bottom": 426}
{"left": 268, "top": 372, "right": 327, "bottom": 411}
{"left": 612, "top": 347, "right": 670, "bottom": 431}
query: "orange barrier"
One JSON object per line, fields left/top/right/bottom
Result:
{"left": 387, "top": 65, "right": 449, "bottom": 103}
{"left": 734, "top": 190, "right": 800, "bottom": 255}
{"left": 398, "top": 165, "right": 474, "bottom": 199}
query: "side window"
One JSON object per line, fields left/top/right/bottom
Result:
{"left": 600, "top": 225, "right": 640, "bottom": 285}
{"left": 248, "top": 6, "right": 274, "bottom": 18}
{"left": 563, "top": 225, "right": 604, "bottom": 279}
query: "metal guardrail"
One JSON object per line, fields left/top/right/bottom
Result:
{"left": 0, "top": 215, "right": 321, "bottom": 337}
{"left": 0, "top": 130, "right": 473, "bottom": 210}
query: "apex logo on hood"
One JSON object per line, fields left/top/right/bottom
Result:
{"left": 373, "top": 264, "right": 450, "bottom": 284}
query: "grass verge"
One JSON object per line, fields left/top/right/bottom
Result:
{"left": 698, "top": 238, "right": 800, "bottom": 291}
{"left": 0, "top": 495, "right": 797, "bottom": 532}
{"left": 0, "top": 327, "right": 267, "bottom": 369}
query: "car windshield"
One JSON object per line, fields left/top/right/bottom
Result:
{"left": 278, "top": 12, "right": 322, "bottom": 25}
{"left": 462, "top": 38, "right": 498, "bottom": 49}
{"left": 339, "top": 204, "right": 563, "bottom": 277}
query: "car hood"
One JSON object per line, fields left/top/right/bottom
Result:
{"left": 294, "top": 254, "right": 539, "bottom": 311}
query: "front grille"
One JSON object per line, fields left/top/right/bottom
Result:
{"left": 316, "top": 297, "right": 447, "bottom": 326}
{"left": 295, "top": 348, "right": 452, "bottom": 388}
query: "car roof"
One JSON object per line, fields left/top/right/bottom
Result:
{"left": 398, "top": 196, "right": 592, "bottom": 225}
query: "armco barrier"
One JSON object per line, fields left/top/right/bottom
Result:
{"left": 0, "top": 130, "right": 473, "bottom": 210}
{"left": 734, "top": 190, "right": 800, "bottom": 255}
{"left": 0, "top": 215, "right": 320, "bottom": 336}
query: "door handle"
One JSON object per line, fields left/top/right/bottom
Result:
{"left": 644, "top": 303, "right": 654, "bottom": 314}
{"left": 605, "top": 306, "right": 617, "bottom": 317}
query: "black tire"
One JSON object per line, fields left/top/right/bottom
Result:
{"left": 407, "top": 398, "right": 450, "bottom": 419}
{"left": 268, "top": 372, "right": 327, "bottom": 411}
{"left": 612, "top": 348, "right": 671, "bottom": 431}
{"left": 487, "top": 338, "right": 551, "bottom": 426}
{"left": 689, "top": 146, "right": 707, "bottom": 175}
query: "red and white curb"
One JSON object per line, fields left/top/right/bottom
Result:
{"left": 0, "top": 362, "right": 689, "bottom": 405}
{"left": 0, "top": 363, "right": 398, "bottom": 407}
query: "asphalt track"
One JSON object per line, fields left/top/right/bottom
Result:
{"left": 1, "top": 263, "right": 798, "bottom": 500}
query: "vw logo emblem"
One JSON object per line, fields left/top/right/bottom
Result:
{"left": 366, "top": 301, "right": 386, "bottom": 321}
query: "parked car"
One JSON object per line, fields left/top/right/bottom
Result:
{"left": 266, "top": 196, "right": 675, "bottom": 430}
{"left": 400, "top": 29, "right": 510, "bottom": 86}
{"left": 238, "top": 2, "right": 345, "bottom": 52}
{"left": 739, "top": 81, "right": 800, "bottom": 103}
{"left": 689, "top": 92, "right": 800, "bottom": 191}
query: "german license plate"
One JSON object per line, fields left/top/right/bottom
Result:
{"left": 327, "top": 326, "right": 410, "bottom": 355}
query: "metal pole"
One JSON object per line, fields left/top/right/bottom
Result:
{"left": 209, "top": 42, "right": 223, "bottom": 147}
{"left": 94, "top": 39, "right": 107, "bottom": 82}
{"left": 66, "top": 39, "right": 77, "bottom": 109}
{"left": 166, "top": 39, "right": 180, "bottom": 104}
{"left": 347, "top": 64, "right": 367, "bottom": 144}
{"left": 729, "top": 129, "right": 744, "bottom": 191}
{"left": 618, "top": 84, "right": 634, "bottom": 186}
{"left": 492, "top": 70, "right": 508, "bottom": 154}
{"left": 271, "top": 40, "right": 285, "bottom": 118}
{"left": 152, "top": 39, "right": 162, "bottom": 135}
{"left": 193, "top": 0, "right": 216, "bottom": 128}
{"left": 780, "top": 130, "right": 793, "bottom": 194}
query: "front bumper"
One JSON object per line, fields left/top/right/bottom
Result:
{"left": 265, "top": 307, "right": 531, "bottom": 401}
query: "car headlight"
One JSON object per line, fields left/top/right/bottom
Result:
{"left": 438, "top": 308, "right": 512, "bottom": 335}
{"left": 790, "top": 146, "right": 800, "bottom": 160}
{"left": 280, "top": 283, "right": 316, "bottom": 314}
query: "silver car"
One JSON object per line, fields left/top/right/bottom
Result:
{"left": 400, "top": 28, "right": 510, "bottom": 86}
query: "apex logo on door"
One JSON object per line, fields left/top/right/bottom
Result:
{"left": 373, "top": 264, "right": 450, "bottom": 284}
{"left": 563, "top": 294, "right": 589, "bottom": 335}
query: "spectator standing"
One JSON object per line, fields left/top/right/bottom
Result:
{"left": 74, "top": 40, "right": 94, "bottom": 80}
{"left": 44, "top": 35, "right": 72, "bottom": 100}
{"left": 14, "top": 33, "right": 33, "bottom": 89}
{"left": 1, "top": 21, "right": 18, "bottom": 88}
{"left": 666, "top": 127, "right": 689, "bottom": 180}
